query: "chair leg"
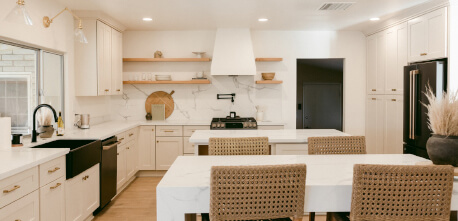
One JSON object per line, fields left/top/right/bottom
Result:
{"left": 309, "top": 212, "right": 315, "bottom": 221}
{"left": 185, "top": 214, "right": 196, "bottom": 221}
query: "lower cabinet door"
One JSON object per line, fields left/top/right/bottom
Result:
{"left": 83, "top": 164, "right": 100, "bottom": 215}
{"left": 40, "top": 177, "right": 65, "bottom": 221}
{"left": 156, "top": 137, "right": 183, "bottom": 170}
{"left": 0, "top": 190, "right": 39, "bottom": 221}
{"left": 65, "top": 175, "right": 84, "bottom": 221}
{"left": 126, "top": 140, "right": 136, "bottom": 178}
{"left": 117, "top": 146, "right": 127, "bottom": 189}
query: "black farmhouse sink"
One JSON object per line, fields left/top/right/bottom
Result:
{"left": 32, "top": 139, "right": 101, "bottom": 179}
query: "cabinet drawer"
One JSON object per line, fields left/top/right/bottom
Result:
{"left": 183, "top": 137, "right": 195, "bottom": 154}
{"left": 39, "top": 156, "right": 65, "bottom": 187}
{"left": 0, "top": 167, "right": 39, "bottom": 208}
{"left": 156, "top": 126, "right": 183, "bottom": 137}
{"left": 183, "top": 126, "right": 209, "bottom": 136}
{"left": 116, "top": 131, "right": 126, "bottom": 144}
{"left": 0, "top": 190, "right": 39, "bottom": 220}
{"left": 275, "top": 144, "right": 308, "bottom": 155}
{"left": 125, "top": 128, "right": 138, "bottom": 142}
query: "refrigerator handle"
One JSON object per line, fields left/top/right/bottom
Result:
{"left": 409, "top": 70, "right": 412, "bottom": 139}
{"left": 411, "top": 70, "right": 419, "bottom": 139}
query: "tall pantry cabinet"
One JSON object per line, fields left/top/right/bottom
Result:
{"left": 75, "top": 19, "right": 123, "bottom": 96}
{"left": 366, "top": 23, "right": 407, "bottom": 154}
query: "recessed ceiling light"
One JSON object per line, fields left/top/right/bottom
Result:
{"left": 258, "top": 18, "right": 268, "bottom": 22}
{"left": 370, "top": 17, "right": 380, "bottom": 21}
{"left": 143, "top": 18, "right": 153, "bottom": 21}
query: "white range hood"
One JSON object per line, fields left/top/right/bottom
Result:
{"left": 211, "top": 28, "right": 256, "bottom": 76}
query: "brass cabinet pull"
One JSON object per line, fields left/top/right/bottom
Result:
{"left": 48, "top": 167, "right": 60, "bottom": 173}
{"left": 420, "top": 53, "right": 427, "bottom": 56}
{"left": 392, "top": 89, "right": 397, "bottom": 91}
{"left": 15, "top": 219, "right": 21, "bottom": 221}
{"left": 126, "top": 147, "right": 130, "bottom": 150}
{"left": 152, "top": 129, "right": 154, "bottom": 131}
{"left": 392, "top": 99, "right": 397, "bottom": 101}
{"left": 117, "top": 89, "right": 121, "bottom": 91}
{"left": 119, "top": 138, "right": 124, "bottom": 141}
{"left": 50, "top": 183, "right": 61, "bottom": 190}
{"left": 129, "top": 133, "right": 134, "bottom": 137}
{"left": 157, "top": 140, "right": 159, "bottom": 143}
{"left": 105, "top": 89, "right": 109, "bottom": 92}
{"left": 371, "top": 89, "right": 376, "bottom": 91}
{"left": 164, "top": 130, "right": 174, "bottom": 132}
{"left": 117, "top": 153, "right": 119, "bottom": 155}
{"left": 82, "top": 175, "right": 89, "bottom": 181}
{"left": 372, "top": 98, "right": 376, "bottom": 100}
{"left": 3, "top": 185, "right": 20, "bottom": 193}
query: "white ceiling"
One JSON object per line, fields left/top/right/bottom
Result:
{"left": 56, "top": 0, "right": 432, "bottom": 31}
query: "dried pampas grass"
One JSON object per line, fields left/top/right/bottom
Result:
{"left": 423, "top": 85, "right": 458, "bottom": 136}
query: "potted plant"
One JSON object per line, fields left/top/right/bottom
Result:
{"left": 424, "top": 86, "right": 458, "bottom": 166}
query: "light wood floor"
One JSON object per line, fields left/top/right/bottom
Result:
{"left": 94, "top": 177, "right": 326, "bottom": 221}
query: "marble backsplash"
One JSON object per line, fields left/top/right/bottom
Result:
{"left": 110, "top": 73, "right": 283, "bottom": 122}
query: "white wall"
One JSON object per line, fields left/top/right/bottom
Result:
{"left": 122, "top": 30, "right": 367, "bottom": 135}
{"left": 448, "top": 3, "right": 458, "bottom": 92}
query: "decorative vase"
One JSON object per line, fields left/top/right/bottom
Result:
{"left": 38, "top": 125, "right": 54, "bottom": 138}
{"left": 426, "top": 135, "right": 458, "bottom": 167}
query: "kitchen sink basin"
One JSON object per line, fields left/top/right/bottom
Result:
{"left": 32, "top": 139, "right": 102, "bottom": 179}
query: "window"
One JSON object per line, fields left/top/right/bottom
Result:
{"left": 0, "top": 41, "right": 64, "bottom": 134}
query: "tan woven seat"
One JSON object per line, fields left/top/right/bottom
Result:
{"left": 327, "top": 164, "right": 455, "bottom": 221}
{"left": 208, "top": 164, "right": 307, "bottom": 221}
{"left": 308, "top": 136, "right": 366, "bottom": 155}
{"left": 209, "top": 137, "right": 269, "bottom": 155}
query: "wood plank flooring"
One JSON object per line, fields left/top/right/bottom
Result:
{"left": 94, "top": 177, "right": 326, "bottom": 221}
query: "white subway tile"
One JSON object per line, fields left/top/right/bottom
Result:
{"left": 3, "top": 66, "right": 25, "bottom": 72}
{"left": 2, "top": 55, "right": 23, "bottom": 61}
{"left": 12, "top": 49, "right": 36, "bottom": 55}
{"left": 0, "top": 61, "right": 13, "bottom": 66}
{"left": 14, "top": 60, "right": 35, "bottom": 67}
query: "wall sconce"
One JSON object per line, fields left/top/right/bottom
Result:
{"left": 43, "top": 7, "right": 88, "bottom": 44}
{"left": 5, "top": 0, "right": 33, "bottom": 26}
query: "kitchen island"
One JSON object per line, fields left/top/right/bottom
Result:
{"left": 189, "top": 129, "right": 349, "bottom": 155}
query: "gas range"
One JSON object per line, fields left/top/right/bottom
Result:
{"left": 210, "top": 117, "right": 257, "bottom": 130}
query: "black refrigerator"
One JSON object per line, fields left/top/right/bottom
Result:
{"left": 403, "top": 60, "right": 447, "bottom": 158}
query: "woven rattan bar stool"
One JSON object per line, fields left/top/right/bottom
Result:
{"left": 327, "top": 164, "right": 455, "bottom": 221}
{"left": 208, "top": 137, "right": 270, "bottom": 155}
{"left": 206, "top": 164, "right": 307, "bottom": 221}
{"left": 308, "top": 136, "right": 366, "bottom": 155}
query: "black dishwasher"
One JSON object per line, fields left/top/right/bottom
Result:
{"left": 95, "top": 136, "right": 118, "bottom": 214}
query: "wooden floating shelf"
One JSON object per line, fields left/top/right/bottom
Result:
{"left": 255, "top": 58, "right": 283, "bottom": 61}
{"left": 123, "top": 58, "right": 211, "bottom": 62}
{"left": 256, "top": 80, "right": 283, "bottom": 84}
{"left": 123, "top": 80, "right": 211, "bottom": 84}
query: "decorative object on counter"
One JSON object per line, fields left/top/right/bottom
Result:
{"left": 261, "top": 72, "right": 275, "bottom": 80}
{"left": 151, "top": 104, "right": 166, "bottom": 121}
{"left": 38, "top": 125, "right": 55, "bottom": 138}
{"left": 424, "top": 86, "right": 458, "bottom": 166}
{"left": 145, "top": 113, "right": 152, "bottom": 120}
{"left": 11, "top": 134, "right": 23, "bottom": 147}
{"left": 32, "top": 104, "right": 58, "bottom": 142}
{"left": 156, "top": 74, "right": 172, "bottom": 81}
{"left": 154, "top": 50, "right": 163, "bottom": 58}
{"left": 75, "top": 114, "right": 90, "bottom": 129}
{"left": 42, "top": 7, "right": 88, "bottom": 43}
{"left": 217, "top": 93, "right": 236, "bottom": 103}
{"left": 145, "top": 91, "right": 175, "bottom": 119}
{"left": 0, "top": 117, "right": 11, "bottom": 148}
{"left": 56, "top": 111, "right": 64, "bottom": 136}
{"left": 196, "top": 71, "right": 205, "bottom": 79}
{"left": 255, "top": 105, "right": 264, "bottom": 122}
{"left": 192, "top": 52, "right": 206, "bottom": 58}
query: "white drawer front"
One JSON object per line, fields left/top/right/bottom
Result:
{"left": 156, "top": 126, "right": 183, "bottom": 137}
{"left": 39, "top": 156, "right": 65, "bottom": 187}
{"left": 0, "top": 190, "right": 39, "bottom": 220}
{"left": 275, "top": 144, "right": 308, "bottom": 155}
{"left": 0, "top": 167, "right": 39, "bottom": 208}
{"left": 183, "top": 126, "right": 209, "bottom": 136}
{"left": 125, "top": 128, "right": 138, "bottom": 142}
{"left": 183, "top": 137, "right": 195, "bottom": 154}
{"left": 116, "top": 131, "right": 126, "bottom": 144}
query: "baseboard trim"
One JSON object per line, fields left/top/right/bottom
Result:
{"left": 136, "top": 170, "right": 167, "bottom": 177}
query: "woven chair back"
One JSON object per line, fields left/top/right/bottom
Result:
{"left": 209, "top": 137, "right": 269, "bottom": 155}
{"left": 308, "top": 136, "right": 366, "bottom": 155}
{"left": 350, "top": 164, "right": 454, "bottom": 221}
{"left": 210, "top": 164, "right": 307, "bottom": 221}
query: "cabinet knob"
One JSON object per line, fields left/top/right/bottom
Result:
{"left": 117, "top": 153, "right": 119, "bottom": 155}
{"left": 371, "top": 89, "right": 376, "bottom": 91}
{"left": 157, "top": 140, "right": 159, "bottom": 143}
{"left": 420, "top": 53, "right": 427, "bottom": 56}
{"left": 152, "top": 129, "right": 154, "bottom": 131}
{"left": 127, "top": 147, "right": 130, "bottom": 150}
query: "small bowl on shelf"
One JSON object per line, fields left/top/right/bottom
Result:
{"left": 261, "top": 72, "right": 275, "bottom": 80}
{"left": 156, "top": 75, "right": 172, "bottom": 81}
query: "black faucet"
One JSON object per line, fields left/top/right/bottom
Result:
{"left": 32, "top": 104, "right": 58, "bottom": 143}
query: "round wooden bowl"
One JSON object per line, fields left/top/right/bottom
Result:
{"left": 262, "top": 72, "right": 275, "bottom": 80}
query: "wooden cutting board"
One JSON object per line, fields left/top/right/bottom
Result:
{"left": 415, "top": 161, "right": 458, "bottom": 176}
{"left": 145, "top": 91, "right": 175, "bottom": 119}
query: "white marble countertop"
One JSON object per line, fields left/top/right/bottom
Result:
{"left": 0, "top": 147, "right": 69, "bottom": 180}
{"left": 189, "top": 129, "right": 349, "bottom": 144}
{"left": 156, "top": 154, "right": 458, "bottom": 221}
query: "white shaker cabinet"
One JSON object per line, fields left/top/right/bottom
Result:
{"left": 384, "top": 95, "right": 404, "bottom": 154}
{"left": 385, "top": 23, "right": 407, "bottom": 95}
{"left": 65, "top": 164, "right": 100, "bottom": 221}
{"left": 366, "top": 31, "right": 386, "bottom": 94}
{"left": 365, "top": 96, "right": 386, "bottom": 154}
{"left": 138, "top": 126, "right": 156, "bottom": 170}
{"left": 0, "top": 190, "right": 39, "bottom": 221}
{"left": 75, "top": 19, "right": 123, "bottom": 96}
{"left": 126, "top": 140, "right": 137, "bottom": 178}
{"left": 408, "top": 7, "right": 447, "bottom": 62}
{"left": 156, "top": 137, "right": 183, "bottom": 170}
{"left": 116, "top": 144, "right": 127, "bottom": 189}
{"left": 40, "top": 177, "right": 65, "bottom": 221}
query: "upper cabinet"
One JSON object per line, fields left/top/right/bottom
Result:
{"left": 75, "top": 19, "right": 123, "bottom": 96}
{"left": 367, "top": 23, "right": 407, "bottom": 95}
{"left": 408, "top": 8, "right": 447, "bottom": 63}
